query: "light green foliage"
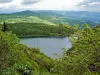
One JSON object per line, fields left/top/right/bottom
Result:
{"left": 54, "top": 25, "right": 100, "bottom": 75}
{"left": 0, "top": 31, "right": 54, "bottom": 75}
{"left": 0, "top": 31, "right": 19, "bottom": 68}
{"left": 5, "top": 16, "right": 55, "bottom": 25}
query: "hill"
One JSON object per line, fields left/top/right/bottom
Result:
{"left": 1, "top": 10, "right": 100, "bottom": 27}
{"left": 0, "top": 15, "right": 55, "bottom": 25}
{"left": 11, "top": 10, "right": 100, "bottom": 27}
{"left": 5, "top": 16, "right": 55, "bottom": 25}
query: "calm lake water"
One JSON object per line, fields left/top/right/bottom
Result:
{"left": 20, "top": 37, "right": 71, "bottom": 58}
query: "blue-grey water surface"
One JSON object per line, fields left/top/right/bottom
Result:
{"left": 20, "top": 37, "right": 71, "bottom": 58}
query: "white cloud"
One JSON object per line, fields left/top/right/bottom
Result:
{"left": 22, "top": 0, "right": 41, "bottom": 5}
{"left": 89, "top": 2, "right": 100, "bottom": 6}
{"left": 81, "top": 5, "right": 86, "bottom": 7}
{"left": 30, "top": 0, "right": 85, "bottom": 10}
{"left": 0, "top": 0, "right": 23, "bottom": 9}
{"left": 79, "top": 4, "right": 86, "bottom": 9}
{"left": 0, "top": 0, "right": 85, "bottom": 10}
{"left": 0, "top": 0, "right": 100, "bottom": 12}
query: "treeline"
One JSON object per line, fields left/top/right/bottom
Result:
{"left": 5, "top": 23, "right": 76, "bottom": 37}
{"left": 53, "top": 24, "right": 100, "bottom": 75}
{"left": 0, "top": 23, "right": 100, "bottom": 75}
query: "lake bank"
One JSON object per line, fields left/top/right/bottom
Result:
{"left": 18, "top": 35, "right": 68, "bottom": 38}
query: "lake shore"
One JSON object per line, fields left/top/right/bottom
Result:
{"left": 18, "top": 35, "right": 67, "bottom": 38}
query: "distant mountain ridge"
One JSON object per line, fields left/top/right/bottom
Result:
{"left": 0, "top": 10, "right": 100, "bottom": 27}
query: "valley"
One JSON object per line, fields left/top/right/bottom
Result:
{"left": 0, "top": 10, "right": 100, "bottom": 75}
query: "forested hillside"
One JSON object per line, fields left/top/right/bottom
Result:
{"left": 0, "top": 22, "right": 100, "bottom": 75}
{"left": 0, "top": 10, "right": 100, "bottom": 75}
{"left": 5, "top": 23, "right": 76, "bottom": 37}
{"left": 0, "top": 26, "right": 55, "bottom": 75}
{"left": 54, "top": 24, "right": 100, "bottom": 75}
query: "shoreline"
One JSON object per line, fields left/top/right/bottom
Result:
{"left": 18, "top": 35, "right": 68, "bottom": 38}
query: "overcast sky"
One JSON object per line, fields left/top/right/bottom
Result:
{"left": 0, "top": 0, "right": 100, "bottom": 13}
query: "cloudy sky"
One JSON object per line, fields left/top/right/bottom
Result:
{"left": 0, "top": 0, "right": 100, "bottom": 13}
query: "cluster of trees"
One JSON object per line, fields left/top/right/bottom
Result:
{"left": 0, "top": 27, "right": 54, "bottom": 75}
{"left": 0, "top": 23, "right": 100, "bottom": 75}
{"left": 53, "top": 24, "right": 100, "bottom": 75}
{"left": 6, "top": 23, "right": 76, "bottom": 37}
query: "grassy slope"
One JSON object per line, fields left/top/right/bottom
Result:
{"left": 6, "top": 16, "right": 55, "bottom": 25}
{"left": 0, "top": 15, "right": 55, "bottom": 25}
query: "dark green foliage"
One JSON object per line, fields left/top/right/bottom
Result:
{"left": 6, "top": 23, "right": 75, "bottom": 37}
{"left": 2, "top": 22, "right": 7, "bottom": 32}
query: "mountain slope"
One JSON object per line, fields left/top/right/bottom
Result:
{"left": 11, "top": 10, "right": 100, "bottom": 27}
{"left": 5, "top": 16, "right": 55, "bottom": 25}
{"left": 0, "top": 10, "right": 100, "bottom": 27}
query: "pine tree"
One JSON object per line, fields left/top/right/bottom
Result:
{"left": 3, "top": 21, "right": 7, "bottom": 32}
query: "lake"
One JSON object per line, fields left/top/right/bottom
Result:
{"left": 20, "top": 37, "right": 71, "bottom": 58}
